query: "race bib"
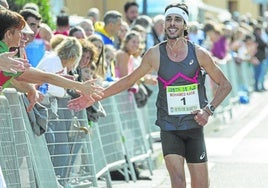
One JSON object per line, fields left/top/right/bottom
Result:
{"left": 166, "top": 84, "right": 200, "bottom": 115}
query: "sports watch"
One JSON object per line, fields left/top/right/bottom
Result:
{"left": 207, "top": 104, "right": 215, "bottom": 115}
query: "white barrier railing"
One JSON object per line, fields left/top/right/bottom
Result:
{"left": 1, "top": 88, "right": 58, "bottom": 188}
{"left": 0, "top": 57, "right": 254, "bottom": 187}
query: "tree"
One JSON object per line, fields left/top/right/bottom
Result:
{"left": 7, "top": 0, "right": 55, "bottom": 29}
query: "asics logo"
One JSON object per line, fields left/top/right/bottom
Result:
{"left": 189, "top": 59, "right": 194, "bottom": 65}
{"left": 200, "top": 152, "right": 206, "bottom": 160}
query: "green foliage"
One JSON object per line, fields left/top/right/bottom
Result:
{"left": 7, "top": 0, "right": 55, "bottom": 29}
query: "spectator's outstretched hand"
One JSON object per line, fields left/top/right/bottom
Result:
{"left": 68, "top": 93, "right": 97, "bottom": 112}
{"left": 56, "top": 69, "right": 75, "bottom": 80}
{"left": 80, "top": 79, "right": 104, "bottom": 99}
{"left": 26, "top": 89, "right": 38, "bottom": 112}
{"left": 26, "top": 88, "right": 45, "bottom": 112}
{"left": 0, "top": 50, "right": 30, "bottom": 73}
{"left": 68, "top": 80, "right": 104, "bottom": 111}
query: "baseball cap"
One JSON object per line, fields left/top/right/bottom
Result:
{"left": 22, "top": 23, "right": 34, "bottom": 34}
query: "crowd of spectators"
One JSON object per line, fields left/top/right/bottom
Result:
{"left": 1, "top": 0, "right": 268, "bottom": 186}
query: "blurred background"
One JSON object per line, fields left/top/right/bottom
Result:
{"left": 7, "top": 0, "right": 268, "bottom": 29}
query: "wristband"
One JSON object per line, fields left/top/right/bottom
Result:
{"left": 206, "top": 104, "right": 215, "bottom": 115}
{"left": 203, "top": 108, "right": 211, "bottom": 116}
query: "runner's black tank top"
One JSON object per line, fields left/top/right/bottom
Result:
{"left": 155, "top": 41, "right": 208, "bottom": 130}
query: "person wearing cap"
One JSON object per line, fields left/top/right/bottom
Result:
{"left": 19, "top": 8, "right": 41, "bottom": 44}
{"left": 68, "top": 3, "right": 232, "bottom": 187}
{"left": 22, "top": 2, "right": 39, "bottom": 12}
{"left": 18, "top": 22, "right": 34, "bottom": 58}
{"left": 22, "top": 22, "right": 34, "bottom": 34}
{"left": 19, "top": 8, "right": 45, "bottom": 67}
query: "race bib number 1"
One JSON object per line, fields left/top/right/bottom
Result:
{"left": 166, "top": 84, "right": 200, "bottom": 115}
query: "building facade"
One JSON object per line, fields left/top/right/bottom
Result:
{"left": 61, "top": 0, "right": 265, "bottom": 22}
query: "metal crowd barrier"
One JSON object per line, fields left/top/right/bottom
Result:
{"left": 45, "top": 97, "right": 111, "bottom": 188}
{"left": 97, "top": 95, "right": 131, "bottom": 182}
{"left": 1, "top": 88, "right": 58, "bottom": 188}
{"left": 0, "top": 55, "right": 255, "bottom": 187}
{"left": 139, "top": 85, "right": 160, "bottom": 144}
{"left": 97, "top": 91, "right": 154, "bottom": 182}
{"left": 3, "top": 89, "right": 35, "bottom": 188}
{"left": 0, "top": 94, "right": 21, "bottom": 188}
{"left": 88, "top": 123, "right": 112, "bottom": 187}
{"left": 114, "top": 91, "right": 153, "bottom": 181}
{"left": 206, "top": 57, "right": 254, "bottom": 120}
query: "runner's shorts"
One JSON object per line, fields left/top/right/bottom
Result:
{"left": 160, "top": 128, "right": 207, "bottom": 163}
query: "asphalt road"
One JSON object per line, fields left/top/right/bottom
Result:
{"left": 112, "top": 90, "right": 268, "bottom": 188}
{"left": 207, "top": 91, "right": 268, "bottom": 188}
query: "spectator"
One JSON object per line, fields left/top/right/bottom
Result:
{"left": 132, "top": 15, "right": 153, "bottom": 51}
{"left": 87, "top": 7, "right": 100, "bottom": 25}
{"left": 78, "top": 39, "right": 98, "bottom": 70}
{"left": 253, "top": 26, "right": 268, "bottom": 91}
{"left": 124, "top": 1, "right": 139, "bottom": 26}
{"left": 237, "top": 34, "right": 258, "bottom": 64}
{"left": 0, "top": 0, "right": 35, "bottom": 99}
{"left": 69, "top": 26, "right": 86, "bottom": 39}
{"left": 111, "top": 30, "right": 153, "bottom": 179}
{"left": 94, "top": 10, "right": 122, "bottom": 46}
{"left": 131, "top": 24, "right": 147, "bottom": 56}
{"left": 150, "top": 14, "right": 166, "bottom": 45}
{"left": 114, "top": 20, "right": 129, "bottom": 49}
{"left": 36, "top": 23, "right": 54, "bottom": 51}
{"left": 236, "top": 34, "right": 259, "bottom": 94}
{"left": 0, "top": 8, "right": 40, "bottom": 110}
{"left": 63, "top": 39, "right": 99, "bottom": 179}
{"left": 79, "top": 19, "right": 95, "bottom": 37}
{"left": 88, "top": 35, "right": 106, "bottom": 79}
{"left": 230, "top": 26, "right": 246, "bottom": 51}
{"left": 132, "top": 15, "right": 152, "bottom": 31}
{"left": 19, "top": 8, "right": 42, "bottom": 45}
{"left": 36, "top": 36, "right": 88, "bottom": 184}
{"left": 67, "top": 38, "right": 98, "bottom": 85}
{"left": 0, "top": 9, "right": 103, "bottom": 105}
{"left": 203, "top": 21, "right": 228, "bottom": 60}
{"left": 104, "top": 44, "right": 116, "bottom": 80}
{"left": 50, "top": 34, "right": 67, "bottom": 50}
{"left": 20, "top": 8, "right": 45, "bottom": 67}
{"left": 115, "top": 30, "right": 141, "bottom": 78}
{"left": 80, "top": 65, "right": 96, "bottom": 82}
{"left": 22, "top": 2, "right": 39, "bottom": 12}
{"left": 188, "top": 21, "right": 204, "bottom": 46}
{"left": 37, "top": 36, "right": 83, "bottom": 97}
{"left": 54, "top": 13, "right": 70, "bottom": 36}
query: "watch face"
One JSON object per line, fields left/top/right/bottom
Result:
{"left": 210, "top": 105, "right": 215, "bottom": 112}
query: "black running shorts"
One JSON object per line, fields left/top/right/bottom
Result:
{"left": 160, "top": 128, "right": 208, "bottom": 163}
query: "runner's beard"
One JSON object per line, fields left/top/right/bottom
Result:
{"left": 165, "top": 29, "right": 184, "bottom": 40}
